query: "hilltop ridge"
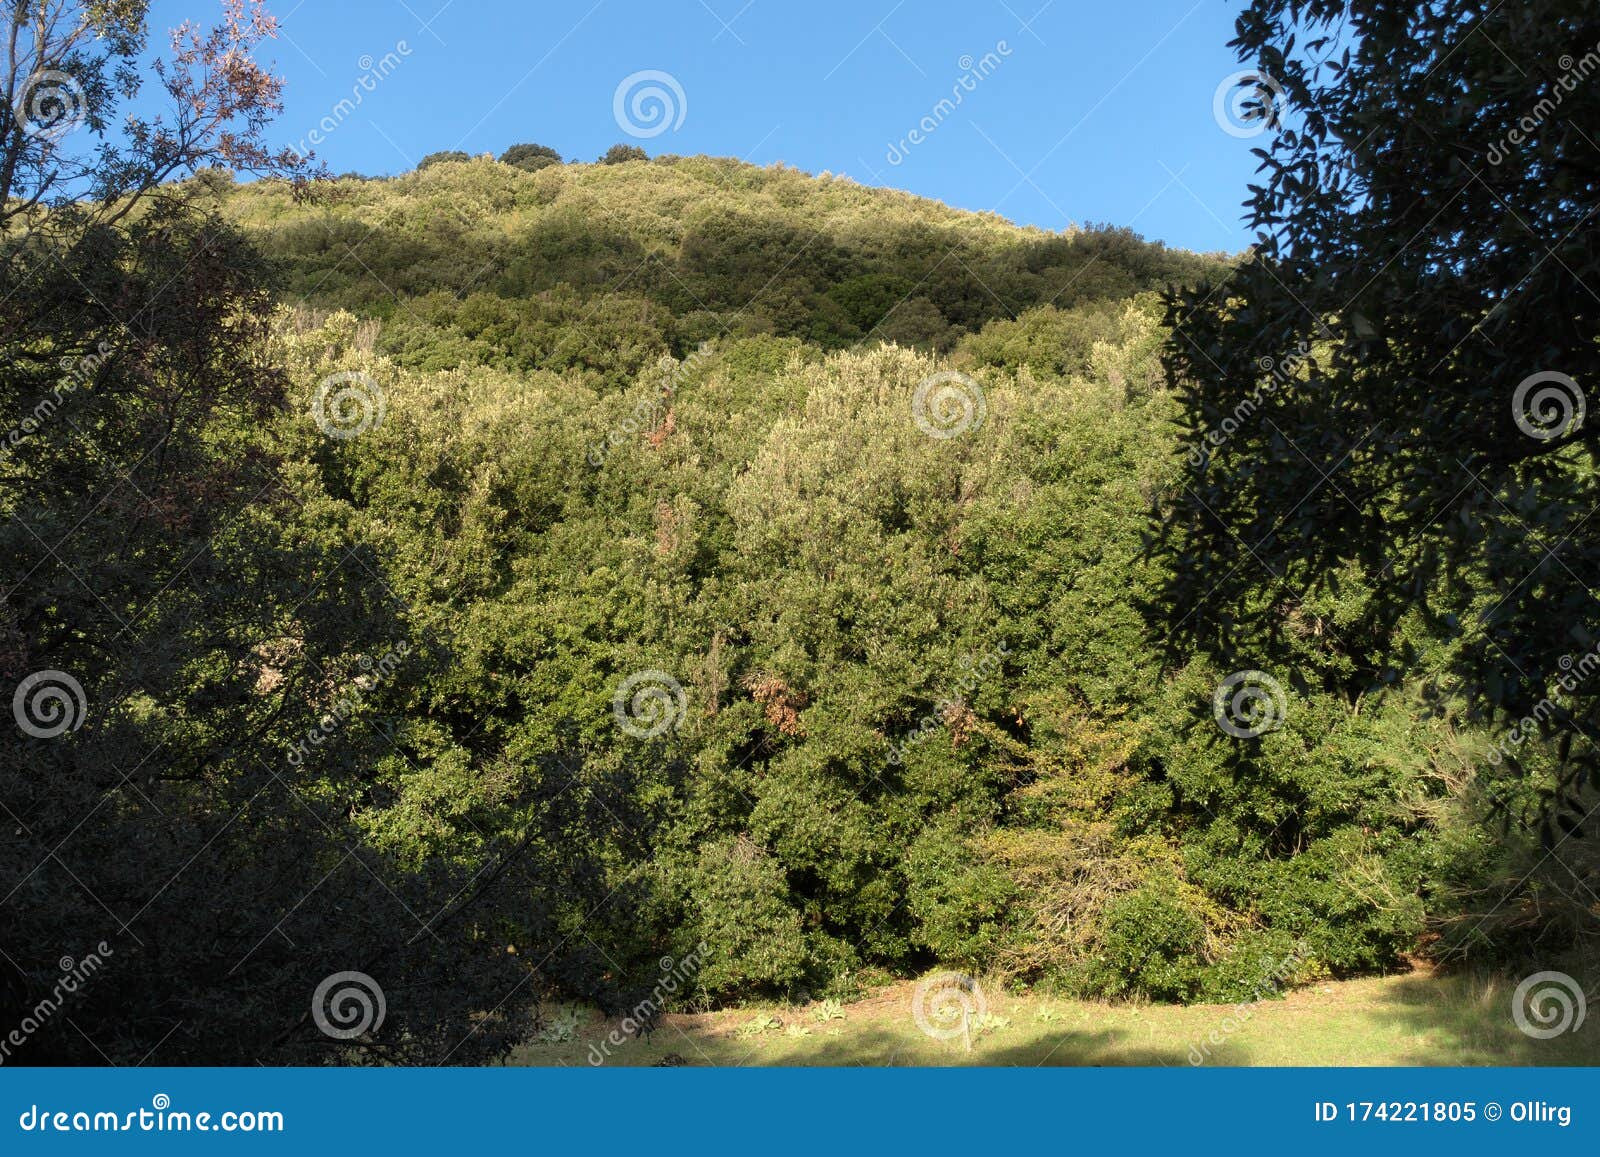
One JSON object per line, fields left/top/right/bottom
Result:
{"left": 196, "top": 153, "right": 1224, "bottom": 388}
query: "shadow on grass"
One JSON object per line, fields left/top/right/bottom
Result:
{"left": 532, "top": 1023, "right": 1193, "bottom": 1068}
{"left": 1371, "top": 972, "right": 1600, "bottom": 1067}
{"left": 785, "top": 1027, "right": 1190, "bottom": 1068}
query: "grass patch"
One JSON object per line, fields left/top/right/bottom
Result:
{"left": 512, "top": 968, "right": 1600, "bottom": 1067}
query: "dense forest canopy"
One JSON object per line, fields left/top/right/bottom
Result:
{"left": 1, "top": 0, "right": 1593, "bottom": 1064}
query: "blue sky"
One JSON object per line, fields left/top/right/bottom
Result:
{"left": 151, "top": 0, "right": 1262, "bottom": 252}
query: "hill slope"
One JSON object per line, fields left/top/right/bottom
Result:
{"left": 166, "top": 156, "right": 1503, "bottom": 1014}
{"left": 211, "top": 154, "right": 1221, "bottom": 385}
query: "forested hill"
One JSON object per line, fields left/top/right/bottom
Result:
{"left": 5, "top": 150, "right": 1550, "bottom": 1066}
{"left": 7, "top": 0, "right": 1594, "bottom": 1071}
{"left": 209, "top": 154, "right": 1223, "bottom": 384}
{"left": 183, "top": 154, "right": 1526, "bottom": 1014}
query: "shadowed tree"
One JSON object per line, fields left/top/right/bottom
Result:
{"left": 1158, "top": 1, "right": 1600, "bottom": 951}
{"left": 0, "top": 1, "right": 650, "bottom": 1063}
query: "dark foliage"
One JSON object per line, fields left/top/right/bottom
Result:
{"left": 599, "top": 143, "right": 649, "bottom": 165}
{"left": 1159, "top": 0, "right": 1600, "bottom": 953}
{"left": 500, "top": 142, "right": 562, "bottom": 171}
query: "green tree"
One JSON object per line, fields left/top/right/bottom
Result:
{"left": 598, "top": 143, "right": 648, "bottom": 165}
{"left": 0, "top": 2, "right": 643, "bottom": 1064}
{"left": 417, "top": 149, "right": 471, "bottom": 169}
{"left": 500, "top": 141, "right": 562, "bottom": 171}
{"left": 1159, "top": 1, "right": 1599, "bottom": 946}
{"left": 0, "top": 0, "right": 317, "bottom": 228}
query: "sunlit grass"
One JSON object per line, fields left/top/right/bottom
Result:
{"left": 513, "top": 970, "right": 1600, "bottom": 1068}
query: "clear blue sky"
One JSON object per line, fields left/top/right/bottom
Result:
{"left": 151, "top": 0, "right": 1260, "bottom": 253}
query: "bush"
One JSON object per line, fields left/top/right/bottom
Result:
{"left": 200, "top": 158, "right": 1485, "bottom": 1011}
{"left": 1198, "top": 929, "right": 1313, "bottom": 1004}
{"left": 501, "top": 142, "right": 561, "bottom": 171}
{"left": 598, "top": 143, "right": 648, "bottom": 165}
{"left": 684, "top": 837, "right": 809, "bottom": 999}
{"left": 905, "top": 824, "right": 1016, "bottom": 967}
{"left": 417, "top": 149, "right": 471, "bottom": 169}
{"left": 1090, "top": 881, "right": 1210, "bottom": 1001}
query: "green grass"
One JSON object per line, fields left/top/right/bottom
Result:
{"left": 512, "top": 970, "right": 1600, "bottom": 1067}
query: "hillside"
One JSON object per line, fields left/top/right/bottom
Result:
{"left": 6, "top": 0, "right": 1597, "bottom": 1079}
{"left": 207, "top": 154, "right": 1223, "bottom": 386}
{"left": 168, "top": 157, "right": 1513, "bottom": 1012}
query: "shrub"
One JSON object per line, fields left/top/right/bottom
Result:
{"left": 500, "top": 142, "right": 562, "bottom": 171}
{"left": 417, "top": 149, "right": 471, "bottom": 169}
{"left": 684, "top": 837, "right": 809, "bottom": 998}
{"left": 905, "top": 824, "right": 1016, "bottom": 967}
{"left": 1090, "top": 881, "right": 1210, "bottom": 1001}
{"left": 1198, "top": 929, "right": 1313, "bottom": 1004}
{"left": 598, "top": 143, "right": 648, "bottom": 165}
